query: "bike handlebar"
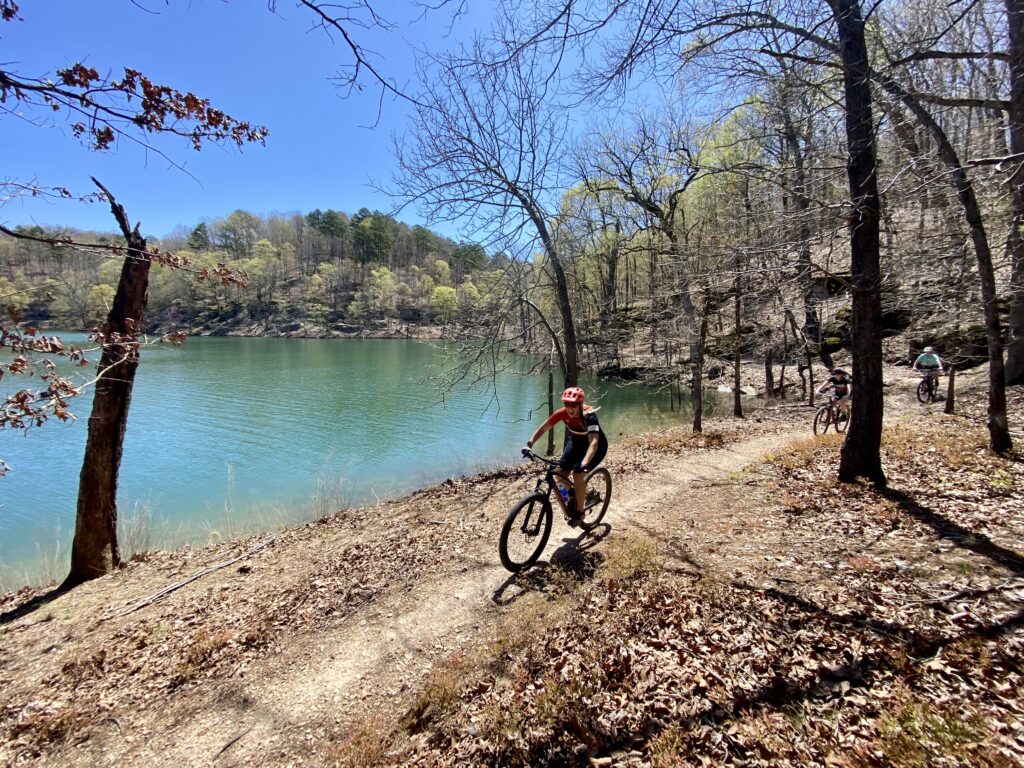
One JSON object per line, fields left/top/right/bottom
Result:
{"left": 521, "top": 449, "right": 562, "bottom": 469}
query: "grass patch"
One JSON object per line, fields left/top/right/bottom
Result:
{"left": 868, "top": 697, "right": 990, "bottom": 768}
{"left": 401, "top": 651, "right": 478, "bottom": 733}
{"left": 7, "top": 703, "right": 95, "bottom": 755}
{"left": 988, "top": 469, "right": 1015, "bottom": 495}
{"left": 767, "top": 434, "right": 841, "bottom": 470}
{"left": 649, "top": 724, "right": 688, "bottom": 768}
{"left": 324, "top": 714, "right": 397, "bottom": 768}
{"left": 601, "top": 536, "right": 662, "bottom": 582}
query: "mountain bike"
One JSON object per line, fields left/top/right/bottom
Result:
{"left": 916, "top": 370, "right": 941, "bottom": 403}
{"left": 498, "top": 450, "right": 612, "bottom": 573}
{"left": 812, "top": 396, "right": 849, "bottom": 435}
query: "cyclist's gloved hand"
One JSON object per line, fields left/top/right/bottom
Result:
{"left": 521, "top": 446, "right": 532, "bottom": 458}
{"left": 573, "top": 462, "right": 587, "bottom": 473}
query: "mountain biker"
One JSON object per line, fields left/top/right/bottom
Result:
{"left": 913, "top": 346, "right": 944, "bottom": 386}
{"left": 522, "top": 386, "right": 608, "bottom": 525}
{"left": 816, "top": 368, "right": 852, "bottom": 417}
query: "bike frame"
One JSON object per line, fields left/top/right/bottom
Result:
{"left": 919, "top": 369, "right": 941, "bottom": 396}
{"left": 523, "top": 450, "right": 574, "bottom": 517}
{"left": 827, "top": 394, "right": 849, "bottom": 417}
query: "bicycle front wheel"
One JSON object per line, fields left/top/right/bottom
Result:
{"left": 498, "top": 493, "right": 553, "bottom": 572}
{"left": 917, "top": 378, "right": 930, "bottom": 404}
{"left": 578, "top": 467, "right": 612, "bottom": 531}
{"left": 813, "top": 404, "right": 832, "bottom": 435}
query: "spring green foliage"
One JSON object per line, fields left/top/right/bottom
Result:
{"left": 0, "top": 211, "right": 496, "bottom": 331}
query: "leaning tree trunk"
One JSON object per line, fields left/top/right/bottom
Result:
{"left": 873, "top": 74, "right": 1012, "bottom": 453}
{"left": 65, "top": 181, "right": 151, "bottom": 587}
{"left": 834, "top": 0, "right": 887, "bottom": 487}
{"left": 534, "top": 220, "right": 580, "bottom": 386}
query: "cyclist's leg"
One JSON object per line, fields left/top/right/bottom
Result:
{"left": 560, "top": 440, "right": 588, "bottom": 518}
{"left": 557, "top": 440, "right": 581, "bottom": 512}
{"left": 574, "top": 437, "right": 608, "bottom": 512}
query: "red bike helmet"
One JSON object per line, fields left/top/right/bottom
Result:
{"left": 561, "top": 386, "right": 585, "bottom": 404}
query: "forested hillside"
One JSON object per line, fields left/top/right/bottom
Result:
{"left": 0, "top": 210, "right": 495, "bottom": 337}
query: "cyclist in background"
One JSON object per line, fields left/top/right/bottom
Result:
{"left": 522, "top": 386, "right": 608, "bottom": 525}
{"left": 913, "top": 346, "right": 944, "bottom": 385}
{"left": 817, "top": 368, "right": 852, "bottom": 417}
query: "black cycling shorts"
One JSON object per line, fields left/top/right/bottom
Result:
{"left": 558, "top": 435, "right": 608, "bottom": 472}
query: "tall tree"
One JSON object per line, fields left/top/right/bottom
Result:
{"left": 67, "top": 181, "right": 151, "bottom": 584}
{"left": 392, "top": 37, "right": 581, "bottom": 384}
{"left": 1001, "top": 0, "right": 1024, "bottom": 385}
{"left": 0, "top": 4, "right": 267, "bottom": 584}
{"left": 832, "top": 0, "right": 886, "bottom": 486}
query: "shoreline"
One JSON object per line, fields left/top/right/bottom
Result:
{"left": 2, "top": 356, "right": 987, "bottom": 593}
{"left": 0, "top": 397, "right": 793, "bottom": 596}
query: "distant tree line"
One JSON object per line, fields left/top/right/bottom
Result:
{"left": 0, "top": 208, "right": 496, "bottom": 332}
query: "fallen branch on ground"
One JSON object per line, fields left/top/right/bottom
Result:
{"left": 114, "top": 537, "right": 277, "bottom": 617}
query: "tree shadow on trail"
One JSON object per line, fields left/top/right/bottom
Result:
{"left": 882, "top": 487, "right": 1024, "bottom": 575}
{"left": 491, "top": 523, "right": 611, "bottom": 607}
{"left": 0, "top": 583, "right": 71, "bottom": 626}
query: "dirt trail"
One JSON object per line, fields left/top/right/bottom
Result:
{"left": 4, "top": 425, "right": 803, "bottom": 768}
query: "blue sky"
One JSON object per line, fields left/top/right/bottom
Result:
{"left": 1, "top": 1, "right": 486, "bottom": 240}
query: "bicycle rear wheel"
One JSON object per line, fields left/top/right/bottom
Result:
{"left": 578, "top": 467, "right": 612, "bottom": 531}
{"left": 498, "top": 493, "right": 553, "bottom": 572}
{"left": 813, "top": 404, "right": 832, "bottom": 435}
{"left": 917, "top": 378, "right": 930, "bottom": 404}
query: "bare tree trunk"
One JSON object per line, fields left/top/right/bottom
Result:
{"left": 601, "top": 225, "right": 620, "bottom": 331}
{"left": 945, "top": 367, "right": 956, "bottom": 416}
{"left": 780, "top": 99, "right": 832, "bottom": 369}
{"left": 808, "top": 351, "right": 816, "bottom": 405}
{"left": 835, "top": 0, "right": 886, "bottom": 487}
{"left": 66, "top": 181, "right": 151, "bottom": 586}
{"left": 692, "top": 311, "right": 708, "bottom": 433}
{"left": 546, "top": 358, "right": 556, "bottom": 456}
{"left": 537, "top": 226, "right": 580, "bottom": 387}
{"left": 1004, "top": 0, "right": 1024, "bottom": 385}
{"left": 733, "top": 254, "right": 743, "bottom": 417}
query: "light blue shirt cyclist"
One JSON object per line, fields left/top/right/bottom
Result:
{"left": 913, "top": 347, "right": 944, "bottom": 381}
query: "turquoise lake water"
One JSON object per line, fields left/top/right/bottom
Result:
{"left": 0, "top": 336, "right": 732, "bottom": 583}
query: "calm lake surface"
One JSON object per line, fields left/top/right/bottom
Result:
{"left": 0, "top": 337, "right": 733, "bottom": 582}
